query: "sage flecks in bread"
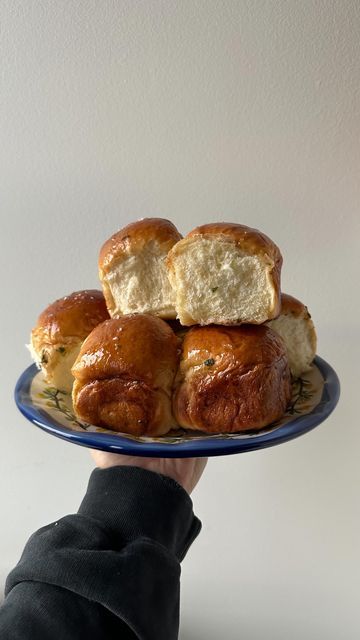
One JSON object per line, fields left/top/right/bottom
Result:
{"left": 173, "top": 324, "right": 291, "bottom": 433}
{"left": 166, "top": 222, "right": 282, "bottom": 326}
{"left": 267, "top": 293, "right": 317, "bottom": 378}
{"left": 99, "top": 218, "right": 182, "bottom": 319}
{"left": 29, "top": 290, "right": 110, "bottom": 392}
{"left": 72, "top": 314, "right": 179, "bottom": 435}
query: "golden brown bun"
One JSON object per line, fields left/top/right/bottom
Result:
{"left": 278, "top": 293, "right": 307, "bottom": 315}
{"left": 31, "top": 290, "right": 109, "bottom": 346}
{"left": 72, "top": 314, "right": 179, "bottom": 436}
{"left": 99, "top": 218, "right": 182, "bottom": 319}
{"left": 29, "top": 290, "right": 110, "bottom": 392}
{"left": 166, "top": 222, "right": 282, "bottom": 326}
{"left": 267, "top": 293, "right": 317, "bottom": 377}
{"left": 173, "top": 324, "right": 291, "bottom": 433}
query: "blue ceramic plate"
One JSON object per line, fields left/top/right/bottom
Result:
{"left": 15, "top": 356, "right": 339, "bottom": 458}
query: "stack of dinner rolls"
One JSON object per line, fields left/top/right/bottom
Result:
{"left": 29, "top": 218, "right": 317, "bottom": 436}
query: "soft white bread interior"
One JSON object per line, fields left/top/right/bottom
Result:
{"left": 28, "top": 340, "right": 83, "bottom": 392}
{"left": 166, "top": 223, "right": 282, "bottom": 326}
{"left": 29, "top": 290, "right": 109, "bottom": 392}
{"left": 267, "top": 293, "right": 317, "bottom": 378}
{"left": 99, "top": 218, "right": 182, "bottom": 319}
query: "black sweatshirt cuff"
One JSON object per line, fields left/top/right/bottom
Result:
{"left": 78, "top": 466, "right": 201, "bottom": 561}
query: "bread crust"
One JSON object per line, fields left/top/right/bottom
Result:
{"left": 280, "top": 293, "right": 312, "bottom": 318}
{"left": 72, "top": 378, "right": 165, "bottom": 436}
{"left": 166, "top": 222, "right": 282, "bottom": 324}
{"left": 72, "top": 314, "right": 179, "bottom": 435}
{"left": 99, "top": 218, "right": 182, "bottom": 275}
{"left": 186, "top": 222, "right": 282, "bottom": 263}
{"left": 173, "top": 324, "right": 291, "bottom": 433}
{"left": 31, "top": 290, "right": 110, "bottom": 354}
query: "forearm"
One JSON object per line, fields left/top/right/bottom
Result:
{"left": 0, "top": 466, "right": 201, "bottom": 640}
{"left": 0, "top": 581, "right": 136, "bottom": 639}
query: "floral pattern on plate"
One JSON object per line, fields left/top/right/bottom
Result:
{"left": 31, "top": 364, "right": 324, "bottom": 444}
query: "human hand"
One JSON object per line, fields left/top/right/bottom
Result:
{"left": 91, "top": 450, "right": 207, "bottom": 495}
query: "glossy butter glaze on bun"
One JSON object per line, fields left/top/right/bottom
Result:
{"left": 167, "top": 222, "right": 282, "bottom": 326}
{"left": 99, "top": 218, "right": 182, "bottom": 319}
{"left": 72, "top": 314, "right": 179, "bottom": 435}
{"left": 29, "top": 290, "right": 110, "bottom": 392}
{"left": 267, "top": 293, "right": 317, "bottom": 378}
{"left": 173, "top": 324, "right": 291, "bottom": 433}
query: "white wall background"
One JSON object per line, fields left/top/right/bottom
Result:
{"left": 1, "top": 1, "right": 359, "bottom": 638}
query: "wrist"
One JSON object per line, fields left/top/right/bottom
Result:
{"left": 79, "top": 466, "right": 201, "bottom": 560}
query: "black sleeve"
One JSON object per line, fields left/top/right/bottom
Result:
{"left": 0, "top": 466, "right": 202, "bottom": 640}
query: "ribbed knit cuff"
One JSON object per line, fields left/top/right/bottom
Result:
{"left": 78, "top": 466, "right": 202, "bottom": 561}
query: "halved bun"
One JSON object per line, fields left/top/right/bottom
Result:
{"left": 173, "top": 324, "right": 291, "bottom": 433}
{"left": 72, "top": 314, "right": 179, "bottom": 435}
{"left": 99, "top": 218, "right": 182, "bottom": 319}
{"left": 167, "top": 222, "right": 282, "bottom": 326}
{"left": 267, "top": 293, "right": 317, "bottom": 377}
{"left": 29, "top": 290, "right": 109, "bottom": 392}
